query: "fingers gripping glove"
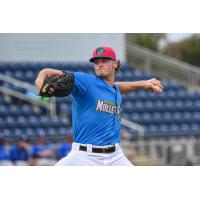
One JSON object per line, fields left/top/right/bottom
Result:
{"left": 39, "top": 71, "right": 74, "bottom": 97}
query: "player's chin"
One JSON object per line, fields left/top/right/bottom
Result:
{"left": 95, "top": 71, "right": 105, "bottom": 77}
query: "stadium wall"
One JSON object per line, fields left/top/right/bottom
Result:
{"left": 0, "top": 33, "right": 126, "bottom": 63}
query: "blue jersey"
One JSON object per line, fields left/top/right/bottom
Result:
{"left": 56, "top": 142, "right": 72, "bottom": 159}
{"left": 71, "top": 72, "right": 122, "bottom": 146}
{"left": 0, "top": 145, "right": 10, "bottom": 161}
{"left": 9, "top": 145, "right": 30, "bottom": 162}
{"left": 32, "top": 143, "right": 52, "bottom": 158}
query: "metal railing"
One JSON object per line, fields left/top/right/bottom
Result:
{"left": 0, "top": 73, "right": 56, "bottom": 116}
{"left": 127, "top": 44, "right": 200, "bottom": 90}
{"left": 121, "top": 118, "right": 144, "bottom": 137}
{"left": 123, "top": 136, "right": 200, "bottom": 165}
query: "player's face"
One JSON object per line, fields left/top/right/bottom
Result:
{"left": 93, "top": 58, "right": 117, "bottom": 77}
{"left": 19, "top": 141, "right": 28, "bottom": 149}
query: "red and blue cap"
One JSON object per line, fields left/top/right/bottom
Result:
{"left": 89, "top": 46, "right": 117, "bottom": 62}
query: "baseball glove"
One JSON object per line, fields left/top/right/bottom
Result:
{"left": 39, "top": 71, "right": 74, "bottom": 97}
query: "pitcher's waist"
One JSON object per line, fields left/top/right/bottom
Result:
{"left": 72, "top": 142, "right": 120, "bottom": 153}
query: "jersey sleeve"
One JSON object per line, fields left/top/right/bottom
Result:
{"left": 71, "top": 72, "right": 91, "bottom": 98}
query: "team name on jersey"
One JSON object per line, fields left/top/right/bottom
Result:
{"left": 96, "top": 99, "right": 121, "bottom": 117}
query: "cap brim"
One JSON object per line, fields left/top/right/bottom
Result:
{"left": 89, "top": 56, "right": 114, "bottom": 63}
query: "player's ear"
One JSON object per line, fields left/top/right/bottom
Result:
{"left": 113, "top": 60, "right": 118, "bottom": 68}
{"left": 114, "top": 60, "right": 120, "bottom": 74}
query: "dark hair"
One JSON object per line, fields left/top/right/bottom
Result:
{"left": 19, "top": 134, "right": 29, "bottom": 142}
{"left": 115, "top": 60, "right": 120, "bottom": 74}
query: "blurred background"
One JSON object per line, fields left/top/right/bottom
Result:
{"left": 0, "top": 33, "right": 200, "bottom": 166}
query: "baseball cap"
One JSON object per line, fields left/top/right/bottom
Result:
{"left": 89, "top": 47, "right": 116, "bottom": 62}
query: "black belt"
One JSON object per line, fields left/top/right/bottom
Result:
{"left": 79, "top": 145, "right": 116, "bottom": 153}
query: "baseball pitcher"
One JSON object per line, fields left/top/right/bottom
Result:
{"left": 35, "top": 46, "right": 163, "bottom": 166}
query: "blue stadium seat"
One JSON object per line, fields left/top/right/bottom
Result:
{"left": 193, "top": 112, "right": 200, "bottom": 123}
{"left": 163, "top": 112, "right": 173, "bottom": 124}
{"left": 59, "top": 103, "right": 71, "bottom": 113}
{"left": 130, "top": 113, "right": 140, "bottom": 122}
{"left": 3, "top": 70, "right": 13, "bottom": 77}
{"left": 133, "top": 100, "right": 144, "bottom": 111}
{"left": 3, "top": 128, "right": 13, "bottom": 138}
{"left": 183, "top": 112, "right": 193, "bottom": 123}
{"left": 146, "top": 92, "right": 159, "bottom": 101}
{"left": 47, "top": 128, "right": 57, "bottom": 136}
{"left": 123, "top": 71, "right": 134, "bottom": 81}
{"left": 115, "top": 71, "right": 123, "bottom": 81}
{"left": 21, "top": 105, "right": 32, "bottom": 115}
{"left": 0, "top": 117, "right": 5, "bottom": 128}
{"left": 9, "top": 105, "right": 19, "bottom": 115}
{"left": 50, "top": 117, "right": 63, "bottom": 127}
{"left": 164, "top": 100, "right": 174, "bottom": 111}
{"left": 159, "top": 124, "right": 168, "bottom": 134}
{"left": 13, "top": 128, "right": 24, "bottom": 137}
{"left": 152, "top": 112, "right": 161, "bottom": 120}
{"left": 137, "top": 90, "right": 148, "bottom": 100}
{"left": 35, "top": 127, "right": 46, "bottom": 135}
{"left": 172, "top": 112, "right": 182, "bottom": 123}
{"left": 15, "top": 70, "right": 24, "bottom": 80}
{"left": 28, "top": 116, "right": 38, "bottom": 127}
{"left": 157, "top": 91, "right": 168, "bottom": 101}
{"left": 125, "top": 92, "right": 136, "bottom": 101}
{"left": 174, "top": 100, "right": 184, "bottom": 111}
{"left": 169, "top": 123, "right": 179, "bottom": 133}
{"left": 194, "top": 100, "right": 200, "bottom": 110}
{"left": 58, "top": 127, "right": 68, "bottom": 136}
{"left": 148, "top": 124, "right": 159, "bottom": 134}
{"left": 133, "top": 71, "right": 145, "bottom": 80}
{"left": 154, "top": 100, "right": 164, "bottom": 111}
{"left": 143, "top": 100, "right": 154, "bottom": 112}
{"left": 177, "top": 89, "right": 188, "bottom": 99}
{"left": 123, "top": 101, "right": 133, "bottom": 113}
{"left": 179, "top": 123, "right": 190, "bottom": 134}
{"left": 39, "top": 116, "right": 50, "bottom": 127}
{"left": 24, "top": 128, "right": 35, "bottom": 137}
{"left": 190, "top": 123, "right": 200, "bottom": 133}
{"left": 17, "top": 116, "right": 27, "bottom": 128}
{"left": 0, "top": 105, "right": 7, "bottom": 115}
{"left": 184, "top": 100, "right": 194, "bottom": 111}
{"left": 5, "top": 116, "right": 16, "bottom": 128}
{"left": 166, "top": 90, "right": 177, "bottom": 100}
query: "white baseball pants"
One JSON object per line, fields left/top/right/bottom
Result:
{"left": 55, "top": 142, "right": 133, "bottom": 166}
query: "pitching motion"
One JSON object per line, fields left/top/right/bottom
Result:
{"left": 35, "top": 46, "right": 163, "bottom": 166}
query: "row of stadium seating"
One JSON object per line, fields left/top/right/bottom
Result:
{"left": 0, "top": 62, "right": 132, "bottom": 71}
{"left": 0, "top": 115, "right": 67, "bottom": 128}
{"left": 0, "top": 104, "right": 42, "bottom": 115}
{"left": 1, "top": 99, "right": 199, "bottom": 114}
{"left": 123, "top": 111, "right": 200, "bottom": 123}
{"left": 122, "top": 99, "right": 200, "bottom": 112}
{"left": 123, "top": 89, "right": 200, "bottom": 100}
{"left": 1, "top": 69, "right": 155, "bottom": 83}
{"left": 0, "top": 62, "right": 200, "bottom": 138}
{"left": 3, "top": 127, "right": 68, "bottom": 138}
